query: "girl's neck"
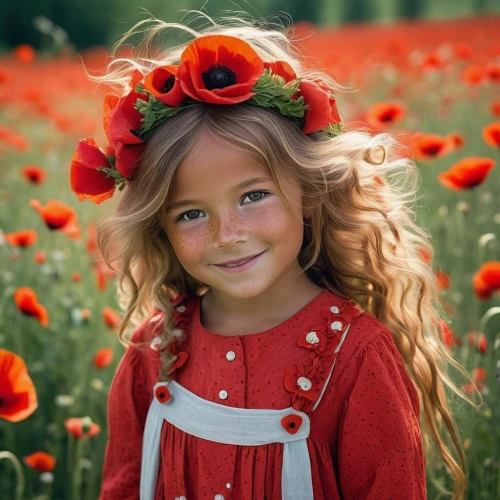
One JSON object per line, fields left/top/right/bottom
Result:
{"left": 200, "top": 276, "right": 325, "bottom": 336}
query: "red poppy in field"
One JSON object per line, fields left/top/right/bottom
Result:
{"left": 103, "top": 306, "right": 121, "bottom": 329}
{"left": 447, "top": 133, "right": 464, "bottom": 149}
{"left": 454, "top": 43, "right": 473, "bottom": 60}
{"left": 477, "top": 333, "right": 487, "bottom": 353}
{"left": 438, "top": 157, "right": 496, "bottom": 190}
{"left": 411, "top": 133, "right": 454, "bottom": 161}
{"left": 0, "top": 125, "right": 29, "bottom": 152}
{"left": 491, "top": 100, "right": 500, "bottom": 116}
{"left": 21, "top": 165, "right": 47, "bottom": 184}
{"left": 29, "top": 198, "right": 81, "bottom": 239}
{"left": 71, "top": 271, "right": 82, "bottom": 282}
{"left": 33, "top": 250, "right": 46, "bottom": 264}
{"left": 0, "top": 348, "right": 38, "bottom": 422}
{"left": 93, "top": 348, "right": 114, "bottom": 368}
{"left": 462, "top": 65, "right": 484, "bottom": 85}
{"left": 65, "top": 417, "right": 101, "bottom": 439}
{"left": 296, "top": 78, "right": 342, "bottom": 134}
{"left": 144, "top": 65, "right": 186, "bottom": 106}
{"left": 93, "top": 260, "right": 116, "bottom": 291}
{"left": 482, "top": 122, "right": 500, "bottom": 147}
{"left": 14, "top": 287, "right": 49, "bottom": 326}
{"left": 439, "top": 320, "right": 461, "bottom": 349}
{"left": 421, "top": 51, "right": 445, "bottom": 71}
{"left": 23, "top": 451, "right": 56, "bottom": 472}
{"left": 472, "top": 261, "right": 500, "bottom": 300}
{"left": 485, "top": 63, "right": 500, "bottom": 83}
{"left": 435, "top": 270, "right": 450, "bottom": 289}
{"left": 463, "top": 366, "right": 487, "bottom": 394}
{"left": 70, "top": 137, "right": 116, "bottom": 204}
{"left": 365, "top": 102, "right": 406, "bottom": 129}
{"left": 176, "top": 35, "right": 264, "bottom": 105}
{"left": 14, "top": 44, "right": 35, "bottom": 62}
{"left": 418, "top": 247, "right": 432, "bottom": 265}
{"left": 5, "top": 229, "right": 37, "bottom": 247}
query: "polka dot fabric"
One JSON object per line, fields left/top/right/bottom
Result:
{"left": 99, "top": 289, "right": 427, "bottom": 499}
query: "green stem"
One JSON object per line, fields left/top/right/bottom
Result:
{"left": 0, "top": 451, "right": 25, "bottom": 500}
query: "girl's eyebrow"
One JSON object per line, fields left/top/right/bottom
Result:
{"left": 165, "top": 176, "right": 273, "bottom": 212}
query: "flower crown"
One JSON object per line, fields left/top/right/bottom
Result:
{"left": 70, "top": 34, "right": 343, "bottom": 205}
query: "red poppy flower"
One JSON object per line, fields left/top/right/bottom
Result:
{"left": 473, "top": 367, "right": 487, "bottom": 383}
{"left": 34, "top": 250, "right": 46, "bottom": 264}
{"left": 24, "top": 451, "right": 56, "bottom": 472}
{"left": 15, "top": 44, "right": 35, "bottom": 62}
{"left": 462, "top": 65, "right": 485, "bottom": 85}
{"left": 70, "top": 137, "right": 117, "bottom": 204}
{"left": 263, "top": 61, "right": 297, "bottom": 82}
{"left": 454, "top": 43, "right": 473, "bottom": 60}
{"left": 419, "top": 247, "right": 432, "bottom": 265}
{"left": 5, "top": 229, "right": 37, "bottom": 247}
{"left": 366, "top": 102, "right": 406, "bottom": 129}
{"left": 482, "top": 122, "right": 500, "bottom": 147}
{"left": 281, "top": 414, "right": 303, "bottom": 435}
{"left": 103, "top": 307, "right": 121, "bottom": 329}
{"left": 491, "top": 100, "right": 500, "bottom": 116}
{"left": 438, "top": 157, "right": 496, "bottom": 190}
{"left": 0, "top": 348, "right": 38, "bottom": 422}
{"left": 21, "top": 165, "right": 46, "bottom": 184}
{"left": 65, "top": 417, "right": 101, "bottom": 439}
{"left": 176, "top": 35, "right": 264, "bottom": 104}
{"left": 439, "top": 320, "right": 461, "bottom": 349}
{"left": 297, "top": 79, "right": 341, "bottom": 134}
{"left": 129, "top": 69, "right": 144, "bottom": 89}
{"left": 144, "top": 65, "right": 186, "bottom": 106}
{"left": 486, "top": 63, "right": 500, "bottom": 83}
{"left": 411, "top": 133, "right": 454, "bottom": 161}
{"left": 72, "top": 272, "right": 82, "bottom": 282}
{"left": 477, "top": 333, "right": 487, "bottom": 353}
{"left": 447, "top": 133, "right": 464, "bottom": 149}
{"left": 29, "top": 198, "right": 80, "bottom": 236}
{"left": 93, "top": 348, "right": 114, "bottom": 368}
{"left": 435, "top": 270, "right": 450, "bottom": 289}
{"left": 155, "top": 384, "right": 172, "bottom": 404}
{"left": 14, "top": 287, "right": 49, "bottom": 326}
{"left": 478, "top": 261, "right": 500, "bottom": 299}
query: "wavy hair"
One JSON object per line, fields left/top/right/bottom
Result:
{"left": 86, "top": 9, "right": 478, "bottom": 499}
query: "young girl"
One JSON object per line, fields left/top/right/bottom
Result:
{"left": 70, "top": 10, "right": 470, "bottom": 500}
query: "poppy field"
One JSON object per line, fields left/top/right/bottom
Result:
{"left": 1, "top": 14, "right": 500, "bottom": 500}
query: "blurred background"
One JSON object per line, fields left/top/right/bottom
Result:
{"left": 1, "top": 1, "right": 499, "bottom": 499}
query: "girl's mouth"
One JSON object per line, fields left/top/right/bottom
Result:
{"left": 214, "top": 251, "right": 266, "bottom": 273}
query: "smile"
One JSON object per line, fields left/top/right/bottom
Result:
{"left": 213, "top": 251, "right": 266, "bottom": 273}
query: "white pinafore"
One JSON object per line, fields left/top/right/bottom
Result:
{"left": 140, "top": 322, "right": 352, "bottom": 500}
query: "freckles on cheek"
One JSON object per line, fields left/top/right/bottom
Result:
{"left": 169, "top": 231, "right": 207, "bottom": 264}
{"left": 257, "top": 210, "right": 299, "bottom": 240}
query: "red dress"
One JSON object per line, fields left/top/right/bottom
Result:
{"left": 99, "top": 289, "right": 427, "bottom": 499}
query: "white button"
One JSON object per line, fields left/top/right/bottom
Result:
{"left": 330, "top": 306, "right": 340, "bottom": 313}
{"left": 214, "top": 495, "right": 225, "bottom": 500}
{"left": 226, "top": 351, "right": 236, "bottom": 361}
{"left": 219, "top": 390, "right": 228, "bottom": 400}
{"left": 305, "top": 331, "right": 320, "bottom": 344}
{"left": 226, "top": 482, "right": 231, "bottom": 488}
{"left": 331, "top": 320, "right": 342, "bottom": 331}
{"left": 297, "top": 377, "right": 312, "bottom": 391}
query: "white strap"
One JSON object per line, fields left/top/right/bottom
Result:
{"left": 140, "top": 380, "right": 313, "bottom": 500}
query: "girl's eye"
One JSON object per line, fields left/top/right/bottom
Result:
{"left": 175, "top": 190, "right": 271, "bottom": 223}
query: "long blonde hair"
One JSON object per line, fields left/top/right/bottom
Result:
{"left": 87, "top": 9, "right": 478, "bottom": 499}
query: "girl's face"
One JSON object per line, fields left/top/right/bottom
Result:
{"left": 161, "top": 133, "right": 309, "bottom": 299}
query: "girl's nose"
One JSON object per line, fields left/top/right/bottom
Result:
{"left": 210, "top": 211, "right": 248, "bottom": 247}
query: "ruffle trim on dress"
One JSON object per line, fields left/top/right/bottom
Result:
{"left": 148, "top": 292, "right": 196, "bottom": 380}
{"left": 283, "top": 295, "right": 363, "bottom": 413}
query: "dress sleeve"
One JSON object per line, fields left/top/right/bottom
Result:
{"left": 337, "top": 329, "right": 427, "bottom": 500}
{"left": 99, "top": 325, "right": 152, "bottom": 500}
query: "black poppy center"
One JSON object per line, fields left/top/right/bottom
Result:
{"left": 162, "top": 75, "right": 175, "bottom": 93}
{"left": 288, "top": 422, "right": 296, "bottom": 429}
{"left": 159, "top": 392, "right": 165, "bottom": 398}
{"left": 202, "top": 64, "right": 237, "bottom": 90}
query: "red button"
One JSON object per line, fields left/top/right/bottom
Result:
{"left": 155, "top": 385, "right": 172, "bottom": 404}
{"left": 281, "top": 414, "right": 303, "bottom": 434}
